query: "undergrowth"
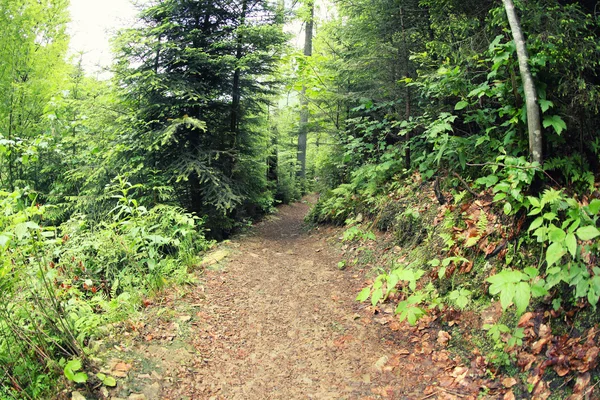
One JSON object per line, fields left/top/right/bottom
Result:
{"left": 0, "top": 177, "right": 212, "bottom": 399}
{"left": 308, "top": 161, "right": 600, "bottom": 398}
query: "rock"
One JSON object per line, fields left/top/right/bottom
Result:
{"left": 373, "top": 355, "right": 389, "bottom": 372}
{"left": 178, "top": 315, "right": 192, "bottom": 323}
{"left": 200, "top": 250, "right": 230, "bottom": 267}
{"left": 142, "top": 382, "right": 161, "bottom": 400}
{"left": 72, "top": 391, "right": 86, "bottom": 400}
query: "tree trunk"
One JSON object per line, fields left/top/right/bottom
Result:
{"left": 230, "top": 0, "right": 248, "bottom": 136}
{"left": 502, "top": 0, "right": 543, "bottom": 164}
{"left": 297, "top": 0, "right": 314, "bottom": 180}
{"left": 399, "top": 6, "right": 412, "bottom": 170}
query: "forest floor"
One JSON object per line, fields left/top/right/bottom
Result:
{"left": 92, "top": 196, "right": 489, "bottom": 400}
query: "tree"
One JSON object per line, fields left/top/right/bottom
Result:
{"left": 297, "top": 0, "right": 314, "bottom": 181}
{"left": 0, "top": 0, "right": 70, "bottom": 190}
{"left": 113, "top": 0, "right": 287, "bottom": 235}
{"left": 502, "top": 0, "right": 543, "bottom": 164}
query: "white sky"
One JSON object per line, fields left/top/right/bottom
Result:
{"left": 68, "top": 0, "right": 145, "bottom": 77}
{"left": 67, "top": 0, "right": 334, "bottom": 77}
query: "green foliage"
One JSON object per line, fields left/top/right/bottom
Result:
{"left": 356, "top": 263, "right": 428, "bottom": 326}
{"left": 96, "top": 373, "right": 116, "bottom": 388}
{"left": 63, "top": 359, "right": 87, "bottom": 384}
{"left": 111, "top": 0, "right": 288, "bottom": 237}
{"left": 342, "top": 225, "right": 376, "bottom": 242}
{"left": 0, "top": 182, "right": 212, "bottom": 397}
{"left": 526, "top": 190, "right": 600, "bottom": 308}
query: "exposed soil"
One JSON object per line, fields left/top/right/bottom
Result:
{"left": 96, "top": 197, "right": 487, "bottom": 400}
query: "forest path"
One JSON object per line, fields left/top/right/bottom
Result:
{"left": 104, "top": 196, "right": 472, "bottom": 400}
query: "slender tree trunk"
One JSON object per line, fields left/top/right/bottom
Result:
{"left": 502, "top": 0, "right": 543, "bottom": 164}
{"left": 231, "top": 0, "right": 248, "bottom": 136}
{"left": 399, "top": 6, "right": 412, "bottom": 169}
{"left": 297, "top": 0, "right": 314, "bottom": 180}
{"left": 268, "top": 0, "right": 285, "bottom": 185}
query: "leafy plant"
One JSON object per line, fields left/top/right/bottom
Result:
{"left": 64, "top": 359, "right": 87, "bottom": 384}
{"left": 96, "top": 373, "right": 116, "bottom": 387}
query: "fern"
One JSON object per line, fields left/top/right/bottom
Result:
{"left": 476, "top": 212, "right": 488, "bottom": 236}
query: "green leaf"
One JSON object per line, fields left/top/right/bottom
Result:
{"left": 588, "top": 199, "right": 600, "bottom": 215}
{"left": 493, "top": 192, "right": 507, "bottom": 202}
{"left": 546, "top": 242, "right": 566, "bottom": 267}
{"left": 454, "top": 101, "right": 469, "bottom": 110}
{"left": 99, "top": 374, "right": 117, "bottom": 387}
{"left": 438, "top": 266, "right": 447, "bottom": 279}
{"left": 514, "top": 282, "right": 531, "bottom": 315}
{"left": 543, "top": 212, "right": 557, "bottom": 221}
{"left": 371, "top": 287, "right": 383, "bottom": 306}
{"left": 356, "top": 287, "right": 370, "bottom": 302}
{"left": 14, "top": 223, "right": 29, "bottom": 240}
{"left": 64, "top": 359, "right": 87, "bottom": 383}
{"left": 399, "top": 306, "right": 426, "bottom": 326}
{"left": 528, "top": 196, "right": 541, "bottom": 208}
{"left": 503, "top": 202, "right": 512, "bottom": 215}
{"left": 547, "top": 225, "right": 566, "bottom": 243}
{"left": 539, "top": 99, "right": 553, "bottom": 113}
{"left": 499, "top": 283, "right": 516, "bottom": 310}
{"left": 542, "top": 115, "right": 567, "bottom": 135}
{"left": 531, "top": 280, "right": 548, "bottom": 297}
{"left": 565, "top": 232, "right": 577, "bottom": 258}
{"left": 523, "top": 267, "right": 539, "bottom": 279}
{"left": 72, "top": 372, "right": 88, "bottom": 384}
{"left": 528, "top": 217, "right": 544, "bottom": 232}
{"left": 386, "top": 273, "right": 399, "bottom": 296}
{"left": 576, "top": 225, "right": 600, "bottom": 241}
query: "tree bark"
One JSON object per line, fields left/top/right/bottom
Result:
{"left": 297, "top": 0, "right": 314, "bottom": 180}
{"left": 230, "top": 0, "right": 248, "bottom": 136}
{"left": 502, "top": 0, "right": 543, "bottom": 164}
{"left": 399, "top": 6, "right": 412, "bottom": 170}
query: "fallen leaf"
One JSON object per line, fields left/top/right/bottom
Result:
{"left": 397, "top": 349, "right": 410, "bottom": 356}
{"left": 502, "top": 377, "right": 517, "bottom": 388}
{"left": 531, "top": 337, "right": 550, "bottom": 354}
{"left": 538, "top": 324, "right": 551, "bottom": 339}
{"left": 111, "top": 361, "right": 132, "bottom": 378}
{"left": 532, "top": 379, "right": 551, "bottom": 400}
{"left": 554, "top": 363, "right": 570, "bottom": 377}
{"left": 518, "top": 312, "right": 534, "bottom": 327}
{"left": 438, "top": 375, "right": 455, "bottom": 387}
{"left": 583, "top": 346, "right": 599, "bottom": 370}
{"left": 437, "top": 330, "right": 452, "bottom": 347}
{"left": 503, "top": 389, "right": 516, "bottom": 400}
{"left": 573, "top": 372, "right": 590, "bottom": 394}
{"left": 373, "top": 356, "right": 389, "bottom": 372}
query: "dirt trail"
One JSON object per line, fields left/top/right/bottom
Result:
{"left": 103, "top": 197, "right": 474, "bottom": 400}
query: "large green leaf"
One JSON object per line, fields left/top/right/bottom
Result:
{"left": 546, "top": 242, "right": 566, "bottom": 267}
{"left": 542, "top": 115, "right": 567, "bottom": 135}
{"left": 576, "top": 225, "right": 600, "bottom": 241}
{"left": 565, "top": 232, "right": 577, "bottom": 258}
{"left": 356, "top": 287, "right": 370, "bottom": 302}
{"left": 454, "top": 101, "right": 468, "bottom": 110}
{"left": 514, "top": 282, "right": 531, "bottom": 315}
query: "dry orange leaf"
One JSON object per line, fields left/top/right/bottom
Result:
{"left": 503, "top": 389, "right": 516, "bottom": 400}
{"left": 502, "top": 377, "right": 517, "bottom": 388}
{"left": 111, "top": 361, "right": 132, "bottom": 378}
{"left": 573, "top": 372, "right": 591, "bottom": 394}
{"left": 437, "top": 330, "right": 452, "bottom": 347}
{"left": 517, "top": 312, "right": 534, "bottom": 327}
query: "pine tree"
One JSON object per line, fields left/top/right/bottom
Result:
{"left": 113, "top": 0, "right": 287, "bottom": 235}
